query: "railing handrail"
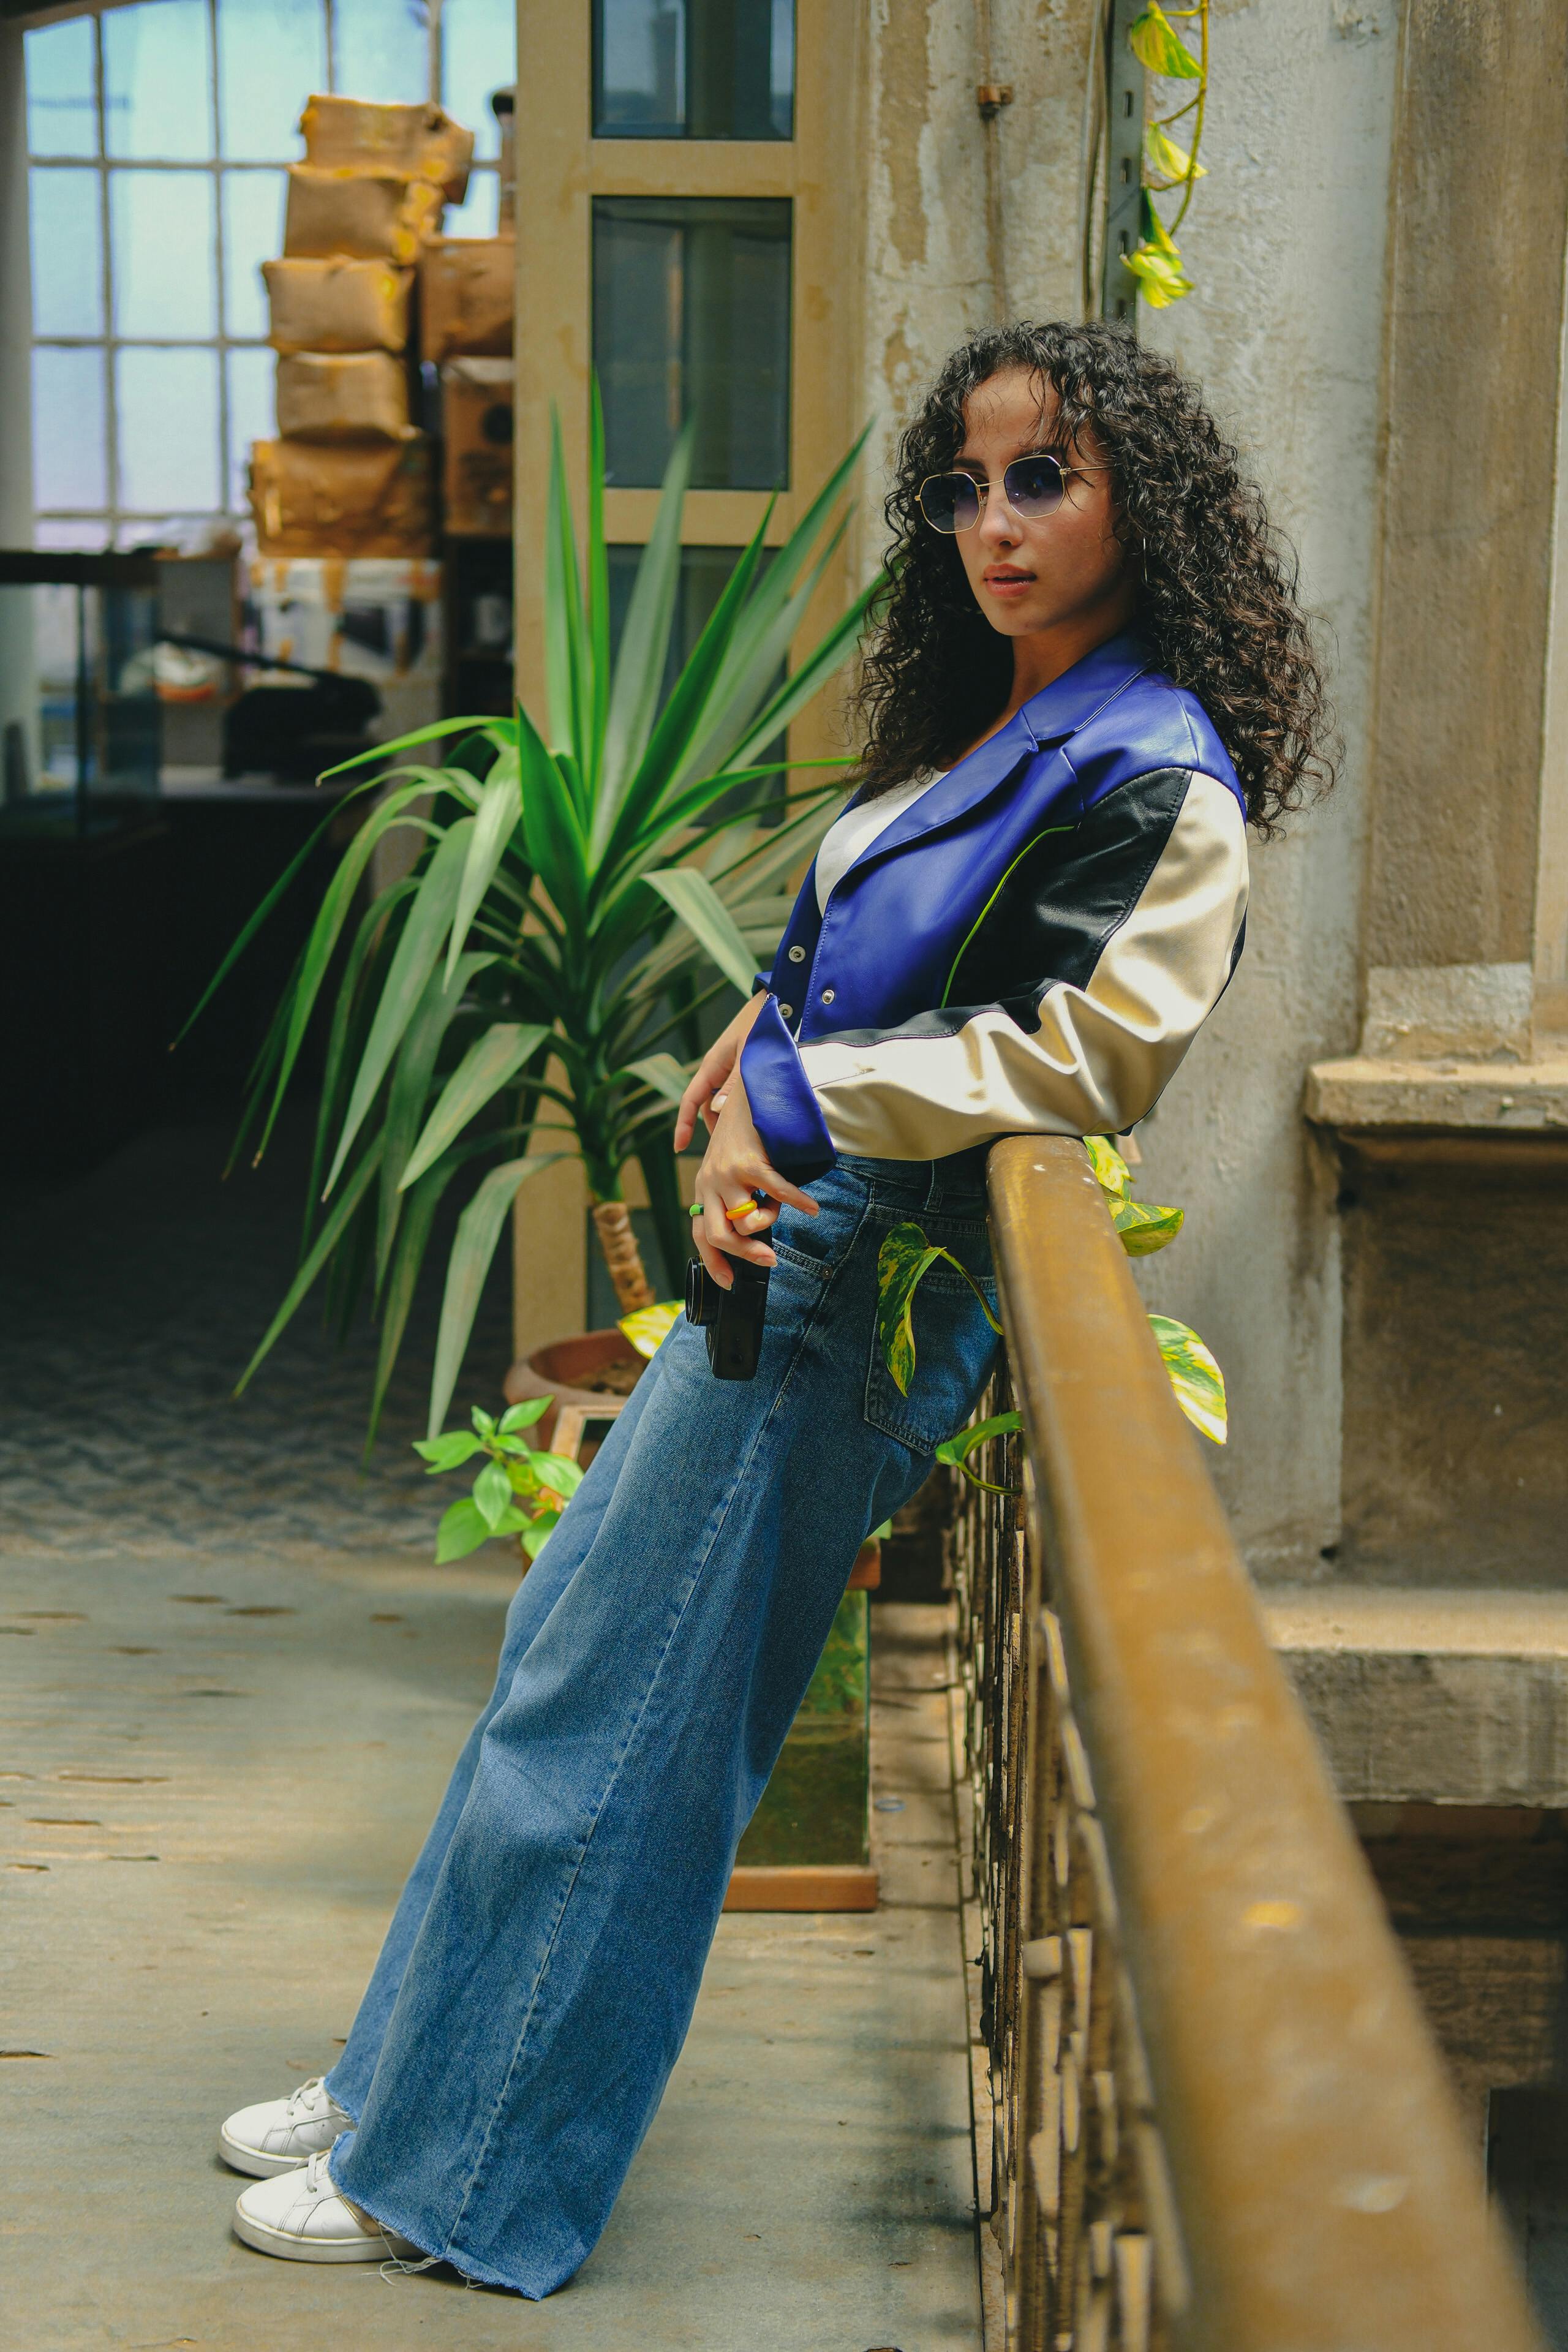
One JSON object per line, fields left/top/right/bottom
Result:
{"left": 984, "top": 1134, "right": 1541, "bottom": 2350}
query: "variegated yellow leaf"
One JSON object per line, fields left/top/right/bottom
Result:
{"left": 1112, "top": 1197, "right": 1185, "bottom": 1256}
{"left": 1144, "top": 122, "right": 1205, "bottom": 184}
{"left": 1149, "top": 1312, "right": 1227, "bottom": 1443}
{"left": 1128, "top": 2, "right": 1202, "bottom": 78}
{"left": 1085, "top": 1134, "right": 1131, "bottom": 1197}
{"left": 619, "top": 1298, "right": 682, "bottom": 1359}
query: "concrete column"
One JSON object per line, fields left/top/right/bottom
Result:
{"left": 1134, "top": 0, "right": 1396, "bottom": 1574}
{"left": 1363, "top": 0, "right": 1568, "bottom": 1058}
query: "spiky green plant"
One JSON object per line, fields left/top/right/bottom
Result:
{"left": 187, "top": 395, "right": 880, "bottom": 1445}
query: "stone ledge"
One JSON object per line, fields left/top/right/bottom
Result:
{"left": 1264, "top": 1587, "right": 1568, "bottom": 1807}
{"left": 1305, "top": 1053, "right": 1568, "bottom": 1133}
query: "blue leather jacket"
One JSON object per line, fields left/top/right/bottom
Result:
{"left": 740, "top": 630, "right": 1250, "bottom": 1179}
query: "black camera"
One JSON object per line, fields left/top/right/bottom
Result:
{"left": 684, "top": 1253, "right": 771, "bottom": 1380}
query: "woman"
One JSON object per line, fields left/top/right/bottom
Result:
{"left": 219, "top": 320, "right": 1331, "bottom": 2290}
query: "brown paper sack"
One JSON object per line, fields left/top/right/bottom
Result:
{"left": 263, "top": 258, "right": 412, "bottom": 356}
{"left": 284, "top": 165, "right": 444, "bottom": 265}
{"left": 443, "top": 360, "right": 514, "bottom": 537}
{"left": 420, "top": 238, "right": 514, "bottom": 363}
{"left": 276, "top": 352, "right": 412, "bottom": 442}
{"left": 249, "top": 437, "right": 435, "bottom": 558}
{"left": 299, "top": 94, "right": 474, "bottom": 203}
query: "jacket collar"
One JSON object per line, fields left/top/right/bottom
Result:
{"left": 834, "top": 628, "right": 1155, "bottom": 883}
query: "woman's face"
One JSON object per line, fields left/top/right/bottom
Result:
{"left": 948, "top": 366, "right": 1135, "bottom": 644}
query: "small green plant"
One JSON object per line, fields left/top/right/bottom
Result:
{"left": 876, "top": 1134, "right": 1227, "bottom": 1488}
{"left": 413, "top": 1396, "right": 584, "bottom": 1564}
{"left": 1123, "top": 1, "right": 1210, "bottom": 310}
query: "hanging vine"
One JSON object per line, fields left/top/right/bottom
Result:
{"left": 1123, "top": 1, "right": 1209, "bottom": 309}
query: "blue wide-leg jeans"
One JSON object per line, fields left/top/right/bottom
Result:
{"left": 323, "top": 1152, "right": 1000, "bottom": 2296}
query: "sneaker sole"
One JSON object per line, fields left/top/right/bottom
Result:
{"left": 233, "top": 2203, "right": 417, "bottom": 2263}
{"left": 218, "top": 2125, "right": 317, "bottom": 2179}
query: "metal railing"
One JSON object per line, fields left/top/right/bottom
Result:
{"left": 953, "top": 1134, "right": 1542, "bottom": 2351}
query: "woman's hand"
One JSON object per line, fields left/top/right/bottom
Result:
{"left": 673, "top": 989, "right": 769, "bottom": 1153}
{"left": 690, "top": 1066, "right": 818, "bottom": 1287}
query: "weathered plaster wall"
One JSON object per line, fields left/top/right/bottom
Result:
{"left": 1131, "top": 1, "right": 1397, "bottom": 1575}
{"left": 1366, "top": 0, "right": 1568, "bottom": 976}
{"left": 854, "top": 0, "right": 1099, "bottom": 581}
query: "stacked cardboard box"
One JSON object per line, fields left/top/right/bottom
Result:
{"left": 420, "top": 232, "right": 515, "bottom": 538}
{"left": 251, "top": 96, "right": 475, "bottom": 557}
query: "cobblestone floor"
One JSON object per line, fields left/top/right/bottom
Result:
{"left": 0, "top": 1110, "right": 514, "bottom": 1562}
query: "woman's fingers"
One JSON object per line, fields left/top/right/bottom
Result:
{"left": 673, "top": 1049, "right": 734, "bottom": 1150}
{"left": 750, "top": 1161, "right": 818, "bottom": 1218}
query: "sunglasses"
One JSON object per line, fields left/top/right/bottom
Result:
{"left": 916, "top": 450, "right": 1112, "bottom": 535}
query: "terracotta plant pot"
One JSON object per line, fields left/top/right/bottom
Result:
{"left": 503, "top": 1328, "right": 646, "bottom": 1455}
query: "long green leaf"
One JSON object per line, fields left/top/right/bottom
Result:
{"left": 446, "top": 748, "right": 521, "bottom": 983}
{"left": 365, "top": 1153, "right": 464, "bottom": 1453}
{"left": 624, "top": 1053, "right": 693, "bottom": 1105}
{"left": 643, "top": 868, "right": 759, "bottom": 997}
{"left": 600, "top": 522, "right": 772, "bottom": 869}
{"left": 306, "top": 877, "right": 418, "bottom": 1234}
{"left": 514, "top": 699, "right": 589, "bottom": 932}
{"left": 257, "top": 777, "right": 448, "bottom": 1161}
{"left": 545, "top": 404, "right": 591, "bottom": 786}
{"left": 587, "top": 378, "right": 611, "bottom": 794}
{"left": 428, "top": 1153, "right": 562, "bottom": 1439}
{"left": 597, "top": 415, "right": 696, "bottom": 832}
{"left": 323, "top": 818, "right": 476, "bottom": 1197}
{"left": 317, "top": 715, "right": 512, "bottom": 782}
{"left": 400, "top": 1021, "right": 551, "bottom": 1191}
{"left": 377, "top": 949, "right": 496, "bottom": 1283}
{"left": 234, "top": 1140, "right": 383, "bottom": 1395}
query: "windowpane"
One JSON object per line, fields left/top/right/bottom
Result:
{"left": 33, "top": 348, "right": 108, "bottom": 510}
{"left": 227, "top": 345, "right": 276, "bottom": 511}
{"left": 332, "top": 0, "right": 429, "bottom": 106}
{"left": 24, "top": 20, "right": 97, "bottom": 159}
{"left": 117, "top": 347, "right": 221, "bottom": 511}
{"left": 594, "top": 0, "right": 794, "bottom": 139}
{"left": 222, "top": 171, "right": 287, "bottom": 338}
{"left": 104, "top": 0, "right": 213, "bottom": 161}
{"left": 34, "top": 519, "right": 113, "bottom": 551}
{"left": 111, "top": 170, "right": 217, "bottom": 339}
{"left": 217, "top": 0, "right": 326, "bottom": 160}
{"left": 442, "top": 0, "right": 516, "bottom": 159}
{"left": 594, "top": 197, "right": 790, "bottom": 489}
{"left": 30, "top": 168, "right": 104, "bottom": 338}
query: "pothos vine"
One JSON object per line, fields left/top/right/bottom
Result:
{"left": 1124, "top": 1, "right": 1210, "bottom": 310}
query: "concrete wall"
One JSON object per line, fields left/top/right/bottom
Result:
{"left": 1132, "top": 1, "right": 1396, "bottom": 1575}
{"left": 854, "top": 0, "right": 1396, "bottom": 1576}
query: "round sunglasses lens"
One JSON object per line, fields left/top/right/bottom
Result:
{"left": 1003, "top": 453, "right": 1067, "bottom": 517}
{"left": 920, "top": 473, "right": 981, "bottom": 533}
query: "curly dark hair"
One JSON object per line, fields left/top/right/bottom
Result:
{"left": 851, "top": 319, "right": 1335, "bottom": 835}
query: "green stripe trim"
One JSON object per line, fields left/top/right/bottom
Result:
{"left": 940, "top": 826, "right": 1076, "bottom": 1007}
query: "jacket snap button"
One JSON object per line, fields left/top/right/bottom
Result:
{"left": 787, "top": 943, "right": 805, "bottom": 962}
{"left": 821, "top": 987, "right": 835, "bottom": 1003}
{"left": 778, "top": 1003, "right": 794, "bottom": 1020}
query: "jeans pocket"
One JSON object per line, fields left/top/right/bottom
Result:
{"left": 862, "top": 1216, "right": 1000, "bottom": 1455}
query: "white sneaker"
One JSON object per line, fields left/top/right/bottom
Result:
{"left": 219, "top": 2076, "right": 353, "bottom": 2177}
{"left": 233, "top": 2148, "right": 424, "bottom": 2264}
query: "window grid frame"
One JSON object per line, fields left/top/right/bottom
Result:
{"left": 27, "top": 0, "right": 502, "bottom": 544}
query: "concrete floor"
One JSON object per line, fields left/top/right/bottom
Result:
{"left": 0, "top": 1117, "right": 982, "bottom": 2348}
{"left": 1, "top": 1536, "right": 980, "bottom": 2349}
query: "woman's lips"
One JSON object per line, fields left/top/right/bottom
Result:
{"left": 984, "top": 569, "right": 1035, "bottom": 597}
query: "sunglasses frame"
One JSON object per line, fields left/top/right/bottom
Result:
{"left": 916, "top": 449, "right": 1114, "bottom": 535}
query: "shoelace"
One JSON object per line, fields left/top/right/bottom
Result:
{"left": 285, "top": 2076, "right": 337, "bottom": 2122}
